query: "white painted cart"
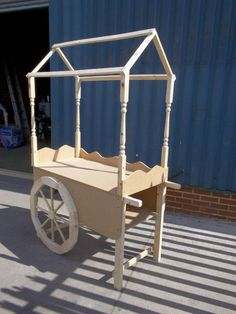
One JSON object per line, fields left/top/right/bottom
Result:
{"left": 27, "top": 29, "right": 180, "bottom": 290}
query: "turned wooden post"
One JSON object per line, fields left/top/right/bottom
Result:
{"left": 28, "top": 77, "right": 38, "bottom": 166}
{"left": 114, "top": 71, "right": 129, "bottom": 290}
{"left": 154, "top": 74, "right": 175, "bottom": 262}
{"left": 117, "top": 71, "right": 129, "bottom": 195}
{"left": 75, "top": 77, "right": 81, "bottom": 157}
{"left": 161, "top": 75, "right": 175, "bottom": 168}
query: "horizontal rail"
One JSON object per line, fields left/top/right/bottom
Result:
{"left": 124, "top": 246, "right": 153, "bottom": 269}
{"left": 52, "top": 28, "right": 155, "bottom": 49}
{"left": 164, "top": 181, "right": 181, "bottom": 190}
{"left": 80, "top": 74, "right": 168, "bottom": 81}
{"left": 26, "top": 67, "right": 123, "bottom": 78}
{"left": 26, "top": 71, "right": 169, "bottom": 81}
{"left": 123, "top": 196, "right": 142, "bottom": 208}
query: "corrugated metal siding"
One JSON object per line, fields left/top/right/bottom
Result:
{"left": 48, "top": 0, "right": 236, "bottom": 192}
{"left": 0, "top": 0, "right": 48, "bottom": 12}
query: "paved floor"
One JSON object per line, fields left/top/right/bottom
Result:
{"left": 0, "top": 175, "right": 235, "bottom": 314}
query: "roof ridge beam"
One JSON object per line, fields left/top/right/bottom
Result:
{"left": 52, "top": 28, "right": 155, "bottom": 49}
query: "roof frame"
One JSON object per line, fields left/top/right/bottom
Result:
{"left": 26, "top": 28, "right": 173, "bottom": 79}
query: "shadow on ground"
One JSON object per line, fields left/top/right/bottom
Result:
{"left": 0, "top": 189, "right": 235, "bottom": 313}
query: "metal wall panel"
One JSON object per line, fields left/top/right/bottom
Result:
{"left": 48, "top": 0, "right": 236, "bottom": 192}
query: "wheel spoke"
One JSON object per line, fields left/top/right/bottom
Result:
{"left": 54, "top": 201, "right": 64, "bottom": 213}
{"left": 54, "top": 219, "right": 66, "bottom": 242}
{"left": 37, "top": 205, "right": 49, "bottom": 215}
{"left": 50, "top": 187, "right": 54, "bottom": 211}
{"left": 41, "top": 217, "right": 50, "bottom": 228}
{"left": 55, "top": 214, "right": 69, "bottom": 224}
{"left": 51, "top": 220, "right": 54, "bottom": 241}
{"left": 39, "top": 189, "right": 51, "bottom": 211}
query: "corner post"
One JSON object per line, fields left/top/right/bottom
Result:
{"left": 117, "top": 70, "right": 129, "bottom": 195}
{"left": 154, "top": 74, "right": 175, "bottom": 262}
{"left": 114, "top": 71, "right": 129, "bottom": 290}
{"left": 75, "top": 77, "right": 81, "bottom": 157}
{"left": 28, "top": 77, "right": 37, "bottom": 167}
{"left": 161, "top": 75, "right": 175, "bottom": 168}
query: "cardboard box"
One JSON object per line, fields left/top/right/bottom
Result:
{"left": 0, "top": 126, "right": 23, "bottom": 148}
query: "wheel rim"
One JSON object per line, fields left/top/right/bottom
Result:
{"left": 30, "top": 176, "right": 78, "bottom": 254}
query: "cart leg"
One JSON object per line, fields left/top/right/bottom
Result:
{"left": 114, "top": 202, "right": 126, "bottom": 290}
{"left": 153, "top": 186, "right": 167, "bottom": 262}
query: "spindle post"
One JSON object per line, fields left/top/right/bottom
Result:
{"left": 117, "top": 71, "right": 129, "bottom": 195}
{"left": 161, "top": 75, "right": 175, "bottom": 168}
{"left": 75, "top": 77, "right": 81, "bottom": 157}
{"left": 154, "top": 75, "right": 175, "bottom": 262}
{"left": 28, "top": 77, "right": 38, "bottom": 166}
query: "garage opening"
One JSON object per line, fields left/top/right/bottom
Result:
{"left": 0, "top": 6, "right": 49, "bottom": 173}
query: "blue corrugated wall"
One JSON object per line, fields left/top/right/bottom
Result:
{"left": 48, "top": 0, "right": 236, "bottom": 192}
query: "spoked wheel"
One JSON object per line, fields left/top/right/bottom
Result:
{"left": 30, "top": 176, "right": 79, "bottom": 254}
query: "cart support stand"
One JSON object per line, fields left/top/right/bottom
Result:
{"left": 28, "top": 77, "right": 38, "bottom": 166}
{"left": 153, "top": 185, "right": 167, "bottom": 261}
{"left": 114, "top": 196, "right": 142, "bottom": 290}
{"left": 75, "top": 77, "right": 81, "bottom": 157}
{"left": 114, "top": 201, "right": 126, "bottom": 290}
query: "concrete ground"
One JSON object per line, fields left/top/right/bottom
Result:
{"left": 0, "top": 174, "right": 235, "bottom": 314}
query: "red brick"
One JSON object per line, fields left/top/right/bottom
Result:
{"left": 168, "top": 190, "right": 182, "bottom": 197}
{"left": 219, "top": 198, "right": 236, "bottom": 206}
{"left": 182, "top": 187, "right": 194, "bottom": 193}
{"left": 182, "top": 192, "right": 200, "bottom": 200}
{"left": 194, "top": 188, "right": 211, "bottom": 196}
{"left": 211, "top": 191, "right": 229, "bottom": 198}
{"left": 210, "top": 202, "right": 228, "bottom": 210}
{"left": 201, "top": 207, "right": 219, "bottom": 215}
{"left": 166, "top": 195, "right": 176, "bottom": 202}
{"left": 182, "top": 203, "right": 200, "bottom": 211}
{"left": 201, "top": 195, "right": 219, "bottom": 203}
{"left": 231, "top": 194, "right": 236, "bottom": 200}
{"left": 167, "top": 201, "right": 182, "bottom": 209}
{"left": 193, "top": 200, "right": 210, "bottom": 207}
{"left": 218, "top": 210, "right": 236, "bottom": 218}
{"left": 176, "top": 197, "right": 192, "bottom": 204}
{"left": 228, "top": 205, "right": 236, "bottom": 211}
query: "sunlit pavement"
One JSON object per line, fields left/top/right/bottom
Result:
{"left": 0, "top": 175, "right": 235, "bottom": 314}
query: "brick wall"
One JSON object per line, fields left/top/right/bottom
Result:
{"left": 166, "top": 186, "right": 236, "bottom": 221}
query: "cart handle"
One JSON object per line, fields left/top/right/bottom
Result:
{"left": 123, "top": 196, "right": 142, "bottom": 208}
{"left": 164, "top": 181, "right": 181, "bottom": 190}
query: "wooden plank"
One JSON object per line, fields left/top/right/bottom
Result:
{"left": 27, "top": 67, "right": 123, "bottom": 78}
{"left": 52, "top": 28, "right": 155, "bottom": 49}
{"left": 55, "top": 48, "right": 75, "bottom": 71}
{"left": 124, "top": 246, "right": 153, "bottom": 269}
{"left": 153, "top": 31, "right": 173, "bottom": 76}
{"left": 153, "top": 186, "right": 166, "bottom": 262}
{"left": 32, "top": 50, "right": 54, "bottom": 73}
{"left": 124, "top": 33, "right": 155, "bottom": 71}
{"left": 80, "top": 74, "right": 168, "bottom": 82}
{"left": 34, "top": 167, "right": 123, "bottom": 240}
{"left": 123, "top": 165, "right": 168, "bottom": 196}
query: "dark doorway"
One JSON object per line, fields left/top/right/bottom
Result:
{"left": 0, "top": 7, "right": 49, "bottom": 173}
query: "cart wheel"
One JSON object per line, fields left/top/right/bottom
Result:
{"left": 30, "top": 176, "right": 79, "bottom": 254}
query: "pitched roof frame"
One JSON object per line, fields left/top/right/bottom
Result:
{"left": 27, "top": 28, "right": 174, "bottom": 79}
{"left": 27, "top": 29, "right": 175, "bottom": 180}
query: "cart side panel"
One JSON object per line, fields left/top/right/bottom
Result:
{"left": 123, "top": 166, "right": 168, "bottom": 195}
{"left": 33, "top": 168, "right": 123, "bottom": 240}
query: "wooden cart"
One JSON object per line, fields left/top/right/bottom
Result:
{"left": 27, "top": 28, "right": 180, "bottom": 290}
